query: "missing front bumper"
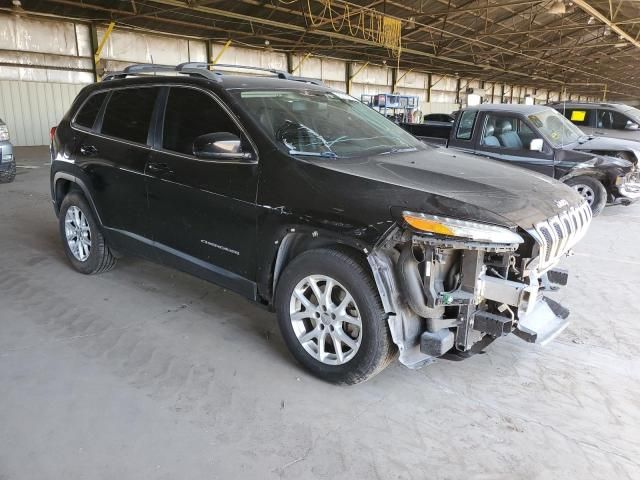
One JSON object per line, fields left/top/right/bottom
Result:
{"left": 514, "top": 297, "right": 570, "bottom": 345}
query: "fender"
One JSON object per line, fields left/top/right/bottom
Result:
{"left": 53, "top": 171, "right": 103, "bottom": 225}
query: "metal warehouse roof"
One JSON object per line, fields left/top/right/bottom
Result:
{"left": 5, "top": 0, "right": 640, "bottom": 100}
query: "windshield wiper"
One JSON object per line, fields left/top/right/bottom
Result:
{"left": 379, "top": 146, "right": 418, "bottom": 155}
{"left": 289, "top": 150, "right": 338, "bottom": 158}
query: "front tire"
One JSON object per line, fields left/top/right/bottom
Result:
{"left": 58, "top": 191, "right": 116, "bottom": 274}
{"left": 564, "top": 175, "right": 607, "bottom": 216}
{"left": 275, "top": 248, "right": 396, "bottom": 385}
{"left": 0, "top": 161, "right": 16, "bottom": 184}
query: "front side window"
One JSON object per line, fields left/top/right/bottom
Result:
{"left": 456, "top": 110, "right": 477, "bottom": 140}
{"left": 162, "top": 87, "right": 243, "bottom": 156}
{"left": 101, "top": 88, "right": 158, "bottom": 144}
{"left": 231, "top": 89, "right": 424, "bottom": 158}
{"left": 598, "top": 109, "right": 635, "bottom": 130}
{"left": 481, "top": 114, "right": 534, "bottom": 150}
{"left": 74, "top": 92, "right": 108, "bottom": 130}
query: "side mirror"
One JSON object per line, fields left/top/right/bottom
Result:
{"left": 530, "top": 138, "right": 544, "bottom": 152}
{"left": 625, "top": 120, "right": 639, "bottom": 131}
{"left": 193, "top": 132, "right": 253, "bottom": 161}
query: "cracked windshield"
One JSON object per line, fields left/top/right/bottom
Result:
{"left": 234, "top": 89, "right": 424, "bottom": 158}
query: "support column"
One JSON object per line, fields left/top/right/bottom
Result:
{"left": 286, "top": 52, "right": 293, "bottom": 74}
{"left": 345, "top": 62, "right": 352, "bottom": 94}
{"left": 391, "top": 67, "right": 398, "bottom": 94}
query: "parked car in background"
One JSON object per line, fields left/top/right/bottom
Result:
{"left": 0, "top": 118, "right": 16, "bottom": 184}
{"left": 423, "top": 113, "right": 455, "bottom": 123}
{"left": 399, "top": 104, "right": 640, "bottom": 215}
{"left": 50, "top": 63, "right": 590, "bottom": 384}
{"left": 550, "top": 102, "right": 640, "bottom": 143}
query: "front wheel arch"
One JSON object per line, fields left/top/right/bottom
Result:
{"left": 268, "top": 232, "right": 369, "bottom": 305}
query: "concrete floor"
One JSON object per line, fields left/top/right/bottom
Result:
{"left": 1, "top": 147, "right": 639, "bottom": 480}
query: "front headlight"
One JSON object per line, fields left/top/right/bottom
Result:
{"left": 402, "top": 211, "right": 524, "bottom": 244}
{"left": 0, "top": 125, "right": 9, "bottom": 142}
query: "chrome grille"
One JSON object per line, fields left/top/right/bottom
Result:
{"left": 531, "top": 201, "right": 592, "bottom": 271}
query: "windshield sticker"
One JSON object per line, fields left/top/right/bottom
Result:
{"left": 528, "top": 115, "right": 543, "bottom": 128}
{"left": 571, "top": 110, "right": 586, "bottom": 122}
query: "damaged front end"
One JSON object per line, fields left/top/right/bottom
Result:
{"left": 368, "top": 201, "right": 592, "bottom": 369}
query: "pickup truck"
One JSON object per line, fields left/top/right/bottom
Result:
{"left": 400, "top": 104, "right": 640, "bottom": 215}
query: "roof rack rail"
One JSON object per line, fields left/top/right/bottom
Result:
{"left": 101, "top": 62, "right": 323, "bottom": 85}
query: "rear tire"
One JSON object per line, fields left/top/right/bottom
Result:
{"left": 275, "top": 248, "right": 396, "bottom": 385}
{"left": 59, "top": 191, "right": 116, "bottom": 274}
{"left": 565, "top": 175, "right": 607, "bottom": 216}
{"left": 0, "top": 161, "right": 16, "bottom": 184}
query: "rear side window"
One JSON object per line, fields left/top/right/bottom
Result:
{"left": 74, "top": 92, "right": 108, "bottom": 130}
{"left": 101, "top": 88, "right": 158, "bottom": 144}
{"left": 162, "top": 87, "right": 242, "bottom": 156}
{"left": 456, "top": 110, "right": 477, "bottom": 140}
{"left": 565, "top": 109, "right": 592, "bottom": 126}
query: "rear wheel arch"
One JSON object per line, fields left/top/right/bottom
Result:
{"left": 53, "top": 173, "right": 102, "bottom": 225}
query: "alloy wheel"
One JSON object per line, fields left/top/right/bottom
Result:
{"left": 571, "top": 184, "right": 595, "bottom": 206}
{"left": 64, "top": 206, "right": 92, "bottom": 261}
{"left": 289, "top": 274, "right": 362, "bottom": 365}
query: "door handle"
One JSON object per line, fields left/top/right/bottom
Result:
{"left": 79, "top": 144, "right": 98, "bottom": 156}
{"left": 147, "top": 162, "right": 174, "bottom": 175}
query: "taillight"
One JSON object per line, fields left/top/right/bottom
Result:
{"left": 50, "top": 126, "right": 57, "bottom": 142}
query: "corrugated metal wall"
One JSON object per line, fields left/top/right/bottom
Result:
{"left": 0, "top": 80, "right": 84, "bottom": 146}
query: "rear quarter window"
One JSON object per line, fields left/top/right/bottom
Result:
{"left": 456, "top": 110, "right": 477, "bottom": 140}
{"left": 74, "top": 92, "right": 108, "bottom": 130}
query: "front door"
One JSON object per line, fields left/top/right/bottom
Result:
{"left": 145, "top": 86, "right": 260, "bottom": 296}
{"left": 474, "top": 112, "right": 555, "bottom": 176}
{"left": 595, "top": 108, "right": 640, "bottom": 140}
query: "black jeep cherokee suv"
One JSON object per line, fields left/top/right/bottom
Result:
{"left": 50, "top": 63, "right": 592, "bottom": 384}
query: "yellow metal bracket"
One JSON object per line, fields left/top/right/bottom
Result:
{"left": 94, "top": 21, "right": 115, "bottom": 64}
{"left": 348, "top": 61, "right": 369, "bottom": 93}
{"left": 211, "top": 39, "right": 232, "bottom": 66}
{"left": 349, "top": 61, "right": 369, "bottom": 80}
{"left": 393, "top": 67, "right": 413, "bottom": 92}
{"left": 291, "top": 52, "right": 311, "bottom": 74}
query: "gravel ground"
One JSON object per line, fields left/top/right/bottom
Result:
{"left": 1, "top": 147, "right": 639, "bottom": 480}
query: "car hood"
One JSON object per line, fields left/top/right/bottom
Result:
{"left": 309, "top": 146, "right": 584, "bottom": 230}
{"left": 572, "top": 136, "right": 640, "bottom": 163}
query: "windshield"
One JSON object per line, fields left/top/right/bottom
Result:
{"left": 623, "top": 106, "right": 640, "bottom": 124}
{"left": 527, "top": 108, "right": 585, "bottom": 147}
{"left": 231, "top": 89, "right": 424, "bottom": 158}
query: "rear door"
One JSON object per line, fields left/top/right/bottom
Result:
{"left": 73, "top": 86, "right": 159, "bottom": 249}
{"left": 145, "top": 85, "right": 260, "bottom": 296}
{"left": 474, "top": 112, "right": 555, "bottom": 176}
